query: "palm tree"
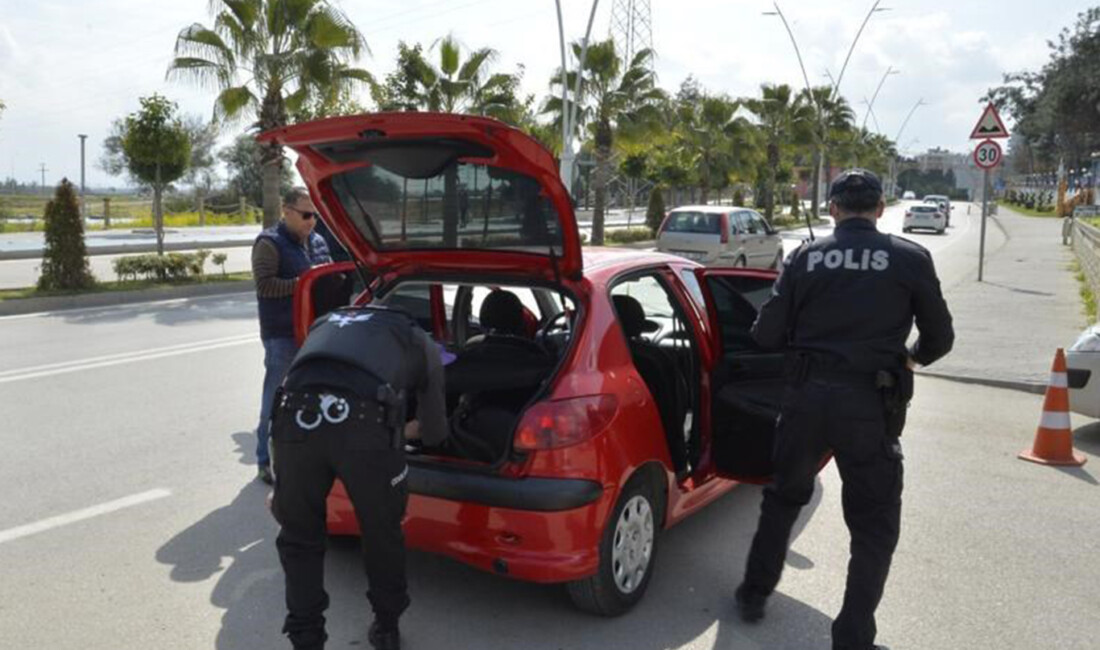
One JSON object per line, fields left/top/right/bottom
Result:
{"left": 677, "top": 94, "right": 762, "bottom": 205}
{"left": 745, "top": 84, "right": 815, "bottom": 219}
{"left": 803, "top": 86, "right": 856, "bottom": 216}
{"left": 544, "top": 40, "right": 661, "bottom": 245}
{"left": 407, "top": 35, "right": 519, "bottom": 119}
{"left": 167, "top": 0, "right": 373, "bottom": 227}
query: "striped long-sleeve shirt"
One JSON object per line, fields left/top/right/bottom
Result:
{"left": 251, "top": 238, "right": 297, "bottom": 299}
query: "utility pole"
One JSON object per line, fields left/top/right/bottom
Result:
{"left": 38, "top": 163, "right": 48, "bottom": 196}
{"left": 78, "top": 134, "right": 88, "bottom": 221}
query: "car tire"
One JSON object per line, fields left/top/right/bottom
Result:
{"left": 567, "top": 474, "right": 663, "bottom": 617}
{"left": 902, "top": 227, "right": 910, "bottom": 233}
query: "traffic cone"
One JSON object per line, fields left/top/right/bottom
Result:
{"left": 1019, "top": 348, "right": 1087, "bottom": 467}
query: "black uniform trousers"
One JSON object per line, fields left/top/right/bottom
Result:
{"left": 271, "top": 411, "right": 410, "bottom": 649}
{"left": 743, "top": 378, "right": 904, "bottom": 650}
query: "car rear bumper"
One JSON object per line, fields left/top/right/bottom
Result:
{"left": 326, "top": 467, "right": 611, "bottom": 583}
{"left": 1066, "top": 351, "right": 1100, "bottom": 418}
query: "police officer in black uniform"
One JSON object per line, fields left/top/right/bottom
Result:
{"left": 270, "top": 305, "right": 449, "bottom": 650}
{"left": 734, "top": 169, "right": 954, "bottom": 650}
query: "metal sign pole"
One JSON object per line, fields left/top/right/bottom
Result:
{"left": 979, "top": 168, "right": 990, "bottom": 282}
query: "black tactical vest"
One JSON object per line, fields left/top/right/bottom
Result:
{"left": 283, "top": 306, "right": 426, "bottom": 400}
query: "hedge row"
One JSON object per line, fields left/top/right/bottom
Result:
{"left": 112, "top": 250, "right": 212, "bottom": 282}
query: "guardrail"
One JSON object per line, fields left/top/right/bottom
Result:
{"left": 1072, "top": 218, "right": 1100, "bottom": 302}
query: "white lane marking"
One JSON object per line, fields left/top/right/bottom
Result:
{"left": 0, "top": 291, "right": 255, "bottom": 322}
{"left": 0, "top": 488, "right": 171, "bottom": 545}
{"left": 0, "top": 335, "right": 259, "bottom": 384}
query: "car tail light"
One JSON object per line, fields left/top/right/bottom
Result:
{"left": 720, "top": 213, "right": 730, "bottom": 244}
{"left": 514, "top": 395, "right": 620, "bottom": 451}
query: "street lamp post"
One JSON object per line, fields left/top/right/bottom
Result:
{"left": 555, "top": 0, "right": 602, "bottom": 197}
{"left": 78, "top": 134, "right": 88, "bottom": 222}
{"left": 862, "top": 67, "right": 900, "bottom": 131}
{"left": 764, "top": 1, "right": 890, "bottom": 219}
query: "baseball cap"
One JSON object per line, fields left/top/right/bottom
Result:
{"left": 829, "top": 168, "right": 883, "bottom": 200}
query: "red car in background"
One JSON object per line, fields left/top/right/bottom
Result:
{"left": 261, "top": 113, "right": 803, "bottom": 616}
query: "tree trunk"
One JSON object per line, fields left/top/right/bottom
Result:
{"left": 765, "top": 143, "right": 779, "bottom": 220}
{"left": 258, "top": 84, "right": 289, "bottom": 228}
{"left": 442, "top": 165, "right": 459, "bottom": 247}
{"left": 154, "top": 164, "right": 165, "bottom": 257}
{"left": 592, "top": 144, "right": 611, "bottom": 246}
{"left": 260, "top": 155, "right": 282, "bottom": 228}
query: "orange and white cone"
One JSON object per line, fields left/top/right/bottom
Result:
{"left": 1019, "top": 348, "right": 1087, "bottom": 467}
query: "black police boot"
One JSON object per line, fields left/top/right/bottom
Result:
{"left": 734, "top": 583, "right": 767, "bottom": 623}
{"left": 368, "top": 619, "right": 401, "bottom": 650}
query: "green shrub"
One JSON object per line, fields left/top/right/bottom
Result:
{"left": 111, "top": 250, "right": 212, "bottom": 282}
{"left": 39, "top": 179, "right": 94, "bottom": 291}
{"left": 211, "top": 252, "right": 228, "bottom": 276}
{"left": 645, "top": 187, "right": 666, "bottom": 234}
{"left": 606, "top": 228, "right": 655, "bottom": 244}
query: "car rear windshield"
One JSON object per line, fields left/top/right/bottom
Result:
{"left": 911, "top": 206, "right": 939, "bottom": 213}
{"left": 325, "top": 142, "right": 563, "bottom": 255}
{"left": 663, "top": 212, "right": 722, "bottom": 235}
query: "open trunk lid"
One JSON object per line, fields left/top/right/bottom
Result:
{"left": 259, "top": 113, "right": 583, "bottom": 282}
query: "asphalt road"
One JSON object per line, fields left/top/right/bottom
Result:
{"left": 7, "top": 202, "right": 1094, "bottom": 650}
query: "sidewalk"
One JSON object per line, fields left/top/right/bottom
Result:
{"left": 920, "top": 206, "right": 1087, "bottom": 392}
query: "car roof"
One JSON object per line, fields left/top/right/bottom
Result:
{"left": 581, "top": 247, "right": 691, "bottom": 280}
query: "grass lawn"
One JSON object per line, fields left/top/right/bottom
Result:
{"left": 996, "top": 200, "right": 1060, "bottom": 218}
{"left": 0, "top": 272, "right": 252, "bottom": 302}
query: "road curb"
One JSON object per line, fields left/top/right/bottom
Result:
{"left": 917, "top": 369, "right": 1046, "bottom": 395}
{"left": 0, "top": 280, "right": 254, "bottom": 317}
{"left": 0, "top": 239, "right": 254, "bottom": 261}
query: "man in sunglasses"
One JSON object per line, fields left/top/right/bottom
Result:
{"left": 251, "top": 187, "right": 333, "bottom": 484}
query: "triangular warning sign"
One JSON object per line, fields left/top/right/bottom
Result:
{"left": 970, "top": 103, "right": 1010, "bottom": 139}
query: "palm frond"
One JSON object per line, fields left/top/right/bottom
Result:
{"left": 214, "top": 85, "right": 259, "bottom": 124}
{"left": 172, "top": 23, "right": 235, "bottom": 70}
{"left": 458, "top": 47, "right": 497, "bottom": 82}
{"left": 166, "top": 57, "right": 232, "bottom": 90}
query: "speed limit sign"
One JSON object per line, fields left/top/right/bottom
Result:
{"left": 973, "top": 139, "right": 1003, "bottom": 169}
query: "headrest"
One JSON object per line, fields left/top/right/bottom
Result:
{"left": 613, "top": 294, "right": 648, "bottom": 339}
{"left": 479, "top": 290, "right": 527, "bottom": 336}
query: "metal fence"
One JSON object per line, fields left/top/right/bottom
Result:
{"left": 1072, "top": 218, "right": 1100, "bottom": 301}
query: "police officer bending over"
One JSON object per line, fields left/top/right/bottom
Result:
{"left": 270, "top": 305, "right": 449, "bottom": 650}
{"left": 734, "top": 169, "right": 954, "bottom": 650}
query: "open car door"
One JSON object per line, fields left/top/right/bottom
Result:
{"left": 292, "top": 261, "right": 360, "bottom": 345}
{"left": 695, "top": 267, "right": 786, "bottom": 484}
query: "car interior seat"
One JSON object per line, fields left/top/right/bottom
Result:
{"left": 612, "top": 294, "right": 689, "bottom": 472}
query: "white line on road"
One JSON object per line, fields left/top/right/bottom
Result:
{"left": 0, "top": 291, "right": 254, "bottom": 322}
{"left": 0, "top": 488, "right": 171, "bottom": 545}
{"left": 0, "top": 334, "right": 259, "bottom": 384}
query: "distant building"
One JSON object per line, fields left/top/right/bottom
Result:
{"left": 914, "top": 147, "right": 983, "bottom": 200}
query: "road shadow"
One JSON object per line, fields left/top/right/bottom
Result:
{"left": 231, "top": 431, "right": 258, "bottom": 467}
{"left": 53, "top": 293, "right": 255, "bottom": 326}
{"left": 156, "top": 474, "right": 836, "bottom": 650}
{"left": 982, "top": 281, "right": 1055, "bottom": 297}
{"left": 1073, "top": 421, "right": 1100, "bottom": 456}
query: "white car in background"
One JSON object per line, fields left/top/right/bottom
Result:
{"left": 903, "top": 204, "right": 947, "bottom": 234}
{"left": 902, "top": 191, "right": 916, "bottom": 200}
{"left": 1067, "top": 324, "right": 1100, "bottom": 418}
{"left": 923, "top": 194, "right": 952, "bottom": 227}
{"left": 656, "top": 206, "right": 784, "bottom": 269}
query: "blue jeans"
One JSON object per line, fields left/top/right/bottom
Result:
{"left": 257, "top": 337, "right": 298, "bottom": 467}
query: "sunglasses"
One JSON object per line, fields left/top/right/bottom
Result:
{"left": 287, "top": 206, "right": 319, "bottom": 220}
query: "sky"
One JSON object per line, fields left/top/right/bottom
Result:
{"left": 0, "top": 0, "right": 1092, "bottom": 190}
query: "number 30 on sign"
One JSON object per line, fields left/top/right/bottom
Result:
{"left": 973, "top": 139, "right": 1002, "bottom": 169}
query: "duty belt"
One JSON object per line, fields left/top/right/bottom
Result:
{"left": 277, "top": 389, "right": 403, "bottom": 448}
{"left": 804, "top": 367, "right": 897, "bottom": 389}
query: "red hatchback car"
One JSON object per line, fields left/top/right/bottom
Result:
{"left": 261, "top": 113, "right": 790, "bottom": 616}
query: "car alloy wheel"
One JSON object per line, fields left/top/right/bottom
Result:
{"left": 610, "top": 495, "right": 654, "bottom": 594}
{"left": 567, "top": 474, "right": 663, "bottom": 616}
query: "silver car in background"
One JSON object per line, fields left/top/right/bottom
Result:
{"left": 656, "top": 206, "right": 784, "bottom": 269}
